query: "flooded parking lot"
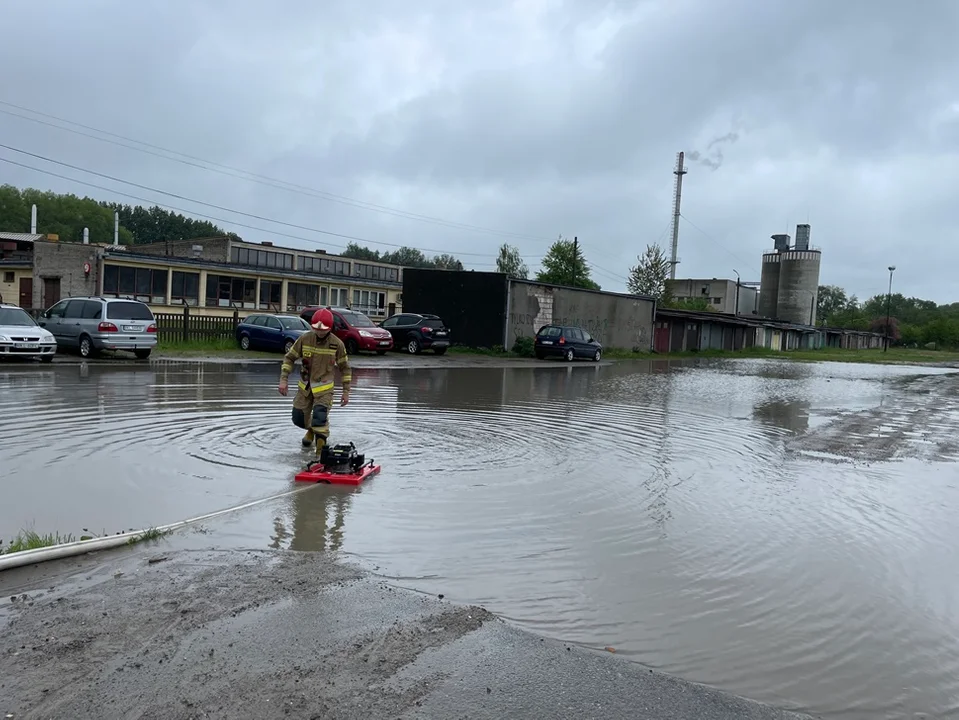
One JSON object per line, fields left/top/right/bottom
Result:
{"left": 2, "top": 356, "right": 958, "bottom": 719}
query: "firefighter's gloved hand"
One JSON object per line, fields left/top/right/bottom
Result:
{"left": 340, "top": 390, "right": 350, "bottom": 407}
{"left": 278, "top": 380, "right": 288, "bottom": 396}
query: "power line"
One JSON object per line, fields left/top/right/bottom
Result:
{"left": 0, "top": 99, "right": 554, "bottom": 245}
{"left": 679, "top": 212, "right": 762, "bottom": 277}
{"left": 0, "top": 143, "right": 547, "bottom": 262}
{"left": 0, "top": 154, "right": 547, "bottom": 265}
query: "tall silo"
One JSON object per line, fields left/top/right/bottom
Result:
{"left": 758, "top": 252, "right": 781, "bottom": 319}
{"left": 776, "top": 248, "right": 821, "bottom": 325}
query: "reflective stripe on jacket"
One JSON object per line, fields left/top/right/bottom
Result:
{"left": 280, "top": 331, "right": 351, "bottom": 394}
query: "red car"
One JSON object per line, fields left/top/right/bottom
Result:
{"left": 299, "top": 306, "right": 394, "bottom": 355}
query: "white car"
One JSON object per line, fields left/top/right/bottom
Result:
{"left": 0, "top": 303, "right": 57, "bottom": 362}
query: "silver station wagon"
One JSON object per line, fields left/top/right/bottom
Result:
{"left": 38, "top": 296, "right": 158, "bottom": 359}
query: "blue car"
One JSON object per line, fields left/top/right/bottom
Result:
{"left": 236, "top": 313, "right": 310, "bottom": 353}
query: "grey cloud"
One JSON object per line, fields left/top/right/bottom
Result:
{"left": 0, "top": 0, "right": 957, "bottom": 302}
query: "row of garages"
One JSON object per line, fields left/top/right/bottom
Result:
{"left": 652, "top": 308, "right": 884, "bottom": 354}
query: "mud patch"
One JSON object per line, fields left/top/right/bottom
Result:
{"left": 787, "top": 372, "right": 959, "bottom": 463}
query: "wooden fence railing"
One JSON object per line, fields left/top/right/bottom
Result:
{"left": 154, "top": 307, "right": 245, "bottom": 343}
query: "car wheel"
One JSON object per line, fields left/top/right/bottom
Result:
{"left": 407, "top": 338, "right": 421, "bottom": 354}
{"left": 433, "top": 347, "right": 447, "bottom": 356}
{"left": 79, "top": 335, "right": 97, "bottom": 358}
{"left": 284, "top": 339, "right": 294, "bottom": 354}
{"left": 346, "top": 338, "right": 359, "bottom": 355}
{"left": 564, "top": 348, "right": 574, "bottom": 362}
{"left": 239, "top": 334, "right": 251, "bottom": 350}
{"left": 593, "top": 349, "right": 601, "bottom": 362}
{"left": 135, "top": 349, "right": 151, "bottom": 360}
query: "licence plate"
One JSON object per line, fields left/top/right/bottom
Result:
{"left": 123, "top": 325, "right": 142, "bottom": 332}
{"left": 541, "top": 340, "right": 553, "bottom": 345}
{"left": 435, "top": 332, "right": 447, "bottom": 337}
{"left": 14, "top": 343, "right": 39, "bottom": 349}
{"left": 379, "top": 340, "right": 390, "bottom": 345}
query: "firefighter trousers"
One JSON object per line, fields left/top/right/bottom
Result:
{"left": 291, "top": 387, "right": 334, "bottom": 453}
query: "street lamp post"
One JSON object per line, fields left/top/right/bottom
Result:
{"left": 884, "top": 265, "right": 896, "bottom": 352}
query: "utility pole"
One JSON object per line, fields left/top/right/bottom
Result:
{"left": 670, "top": 152, "right": 687, "bottom": 281}
{"left": 572, "top": 236, "right": 578, "bottom": 287}
{"left": 733, "top": 269, "right": 740, "bottom": 316}
{"left": 884, "top": 265, "right": 896, "bottom": 352}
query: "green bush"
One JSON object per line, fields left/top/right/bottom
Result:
{"left": 512, "top": 336, "right": 535, "bottom": 357}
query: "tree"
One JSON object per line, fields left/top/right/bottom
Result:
{"left": 816, "top": 285, "right": 850, "bottom": 325}
{"left": 626, "top": 243, "right": 670, "bottom": 300}
{"left": 495, "top": 243, "right": 528, "bottom": 279}
{"left": 340, "top": 243, "right": 465, "bottom": 270}
{"left": 535, "top": 236, "right": 600, "bottom": 290}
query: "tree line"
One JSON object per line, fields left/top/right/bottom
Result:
{"left": 0, "top": 184, "right": 235, "bottom": 245}
{"left": 816, "top": 285, "right": 959, "bottom": 348}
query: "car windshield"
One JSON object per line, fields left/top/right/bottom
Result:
{"left": 279, "top": 317, "right": 309, "bottom": 330}
{"left": 537, "top": 326, "right": 561, "bottom": 337}
{"left": 342, "top": 311, "right": 375, "bottom": 327}
{"left": 0, "top": 308, "right": 37, "bottom": 327}
{"left": 106, "top": 301, "right": 153, "bottom": 321}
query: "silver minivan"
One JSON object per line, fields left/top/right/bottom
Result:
{"left": 39, "top": 296, "right": 157, "bottom": 359}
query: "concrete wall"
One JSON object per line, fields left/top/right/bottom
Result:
{"left": 758, "top": 253, "right": 780, "bottom": 319}
{"left": 668, "top": 278, "right": 758, "bottom": 315}
{"left": 506, "top": 280, "right": 654, "bottom": 351}
{"left": 31, "top": 240, "right": 100, "bottom": 308}
{"left": 776, "top": 250, "right": 820, "bottom": 325}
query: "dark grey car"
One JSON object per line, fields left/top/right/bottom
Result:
{"left": 39, "top": 297, "right": 157, "bottom": 359}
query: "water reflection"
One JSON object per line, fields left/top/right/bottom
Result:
{"left": 753, "top": 399, "right": 811, "bottom": 434}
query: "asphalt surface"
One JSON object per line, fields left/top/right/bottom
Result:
{"left": 0, "top": 545, "right": 815, "bottom": 720}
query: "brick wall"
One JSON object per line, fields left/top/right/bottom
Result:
{"left": 32, "top": 240, "right": 100, "bottom": 308}
{"left": 131, "top": 236, "right": 231, "bottom": 263}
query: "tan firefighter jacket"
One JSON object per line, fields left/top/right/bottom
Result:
{"left": 280, "top": 331, "right": 352, "bottom": 399}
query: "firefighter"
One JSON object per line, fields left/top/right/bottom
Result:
{"left": 278, "top": 307, "right": 351, "bottom": 454}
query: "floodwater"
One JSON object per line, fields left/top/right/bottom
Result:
{"left": 2, "top": 356, "right": 959, "bottom": 719}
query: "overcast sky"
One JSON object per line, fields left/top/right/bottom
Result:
{"left": 1, "top": 0, "right": 957, "bottom": 304}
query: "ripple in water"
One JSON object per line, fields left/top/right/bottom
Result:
{"left": 3, "top": 359, "right": 959, "bottom": 719}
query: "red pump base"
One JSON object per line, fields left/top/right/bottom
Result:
{"left": 294, "top": 462, "right": 381, "bottom": 486}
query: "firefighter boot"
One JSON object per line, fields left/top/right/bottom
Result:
{"left": 314, "top": 435, "right": 327, "bottom": 458}
{"left": 301, "top": 429, "right": 315, "bottom": 448}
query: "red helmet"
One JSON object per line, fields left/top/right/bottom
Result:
{"left": 311, "top": 308, "right": 333, "bottom": 331}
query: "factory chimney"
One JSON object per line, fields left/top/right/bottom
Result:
{"left": 114, "top": 211, "right": 119, "bottom": 245}
{"left": 30, "top": 204, "right": 37, "bottom": 233}
{"left": 83, "top": 227, "right": 89, "bottom": 245}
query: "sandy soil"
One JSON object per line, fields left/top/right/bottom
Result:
{"left": 0, "top": 546, "right": 813, "bottom": 720}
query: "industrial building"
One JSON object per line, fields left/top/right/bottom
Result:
{"left": 401, "top": 268, "right": 657, "bottom": 352}
{"left": 666, "top": 278, "right": 759, "bottom": 315}
{"left": 0, "top": 232, "right": 405, "bottom": 319}
{"left": 758, "top": 224, "right": 821, "bottom": 325}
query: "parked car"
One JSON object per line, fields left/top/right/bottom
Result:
{"left": 298, "top": 306, "right": 394, "bottom": 355}
{"left": 534, "top": 324, "right": 602, "bottom": 362}
{"left": 37, "top": 297, "right": 157, "bottom": 359}
{"left": 236, "top": 313, "right": 310, "bottom": 353}
{"left": 378, "top": 313, "right": 450, "bottom": 355}
{"left": 0, "top": 303, "right": 57, "bottom": 362}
